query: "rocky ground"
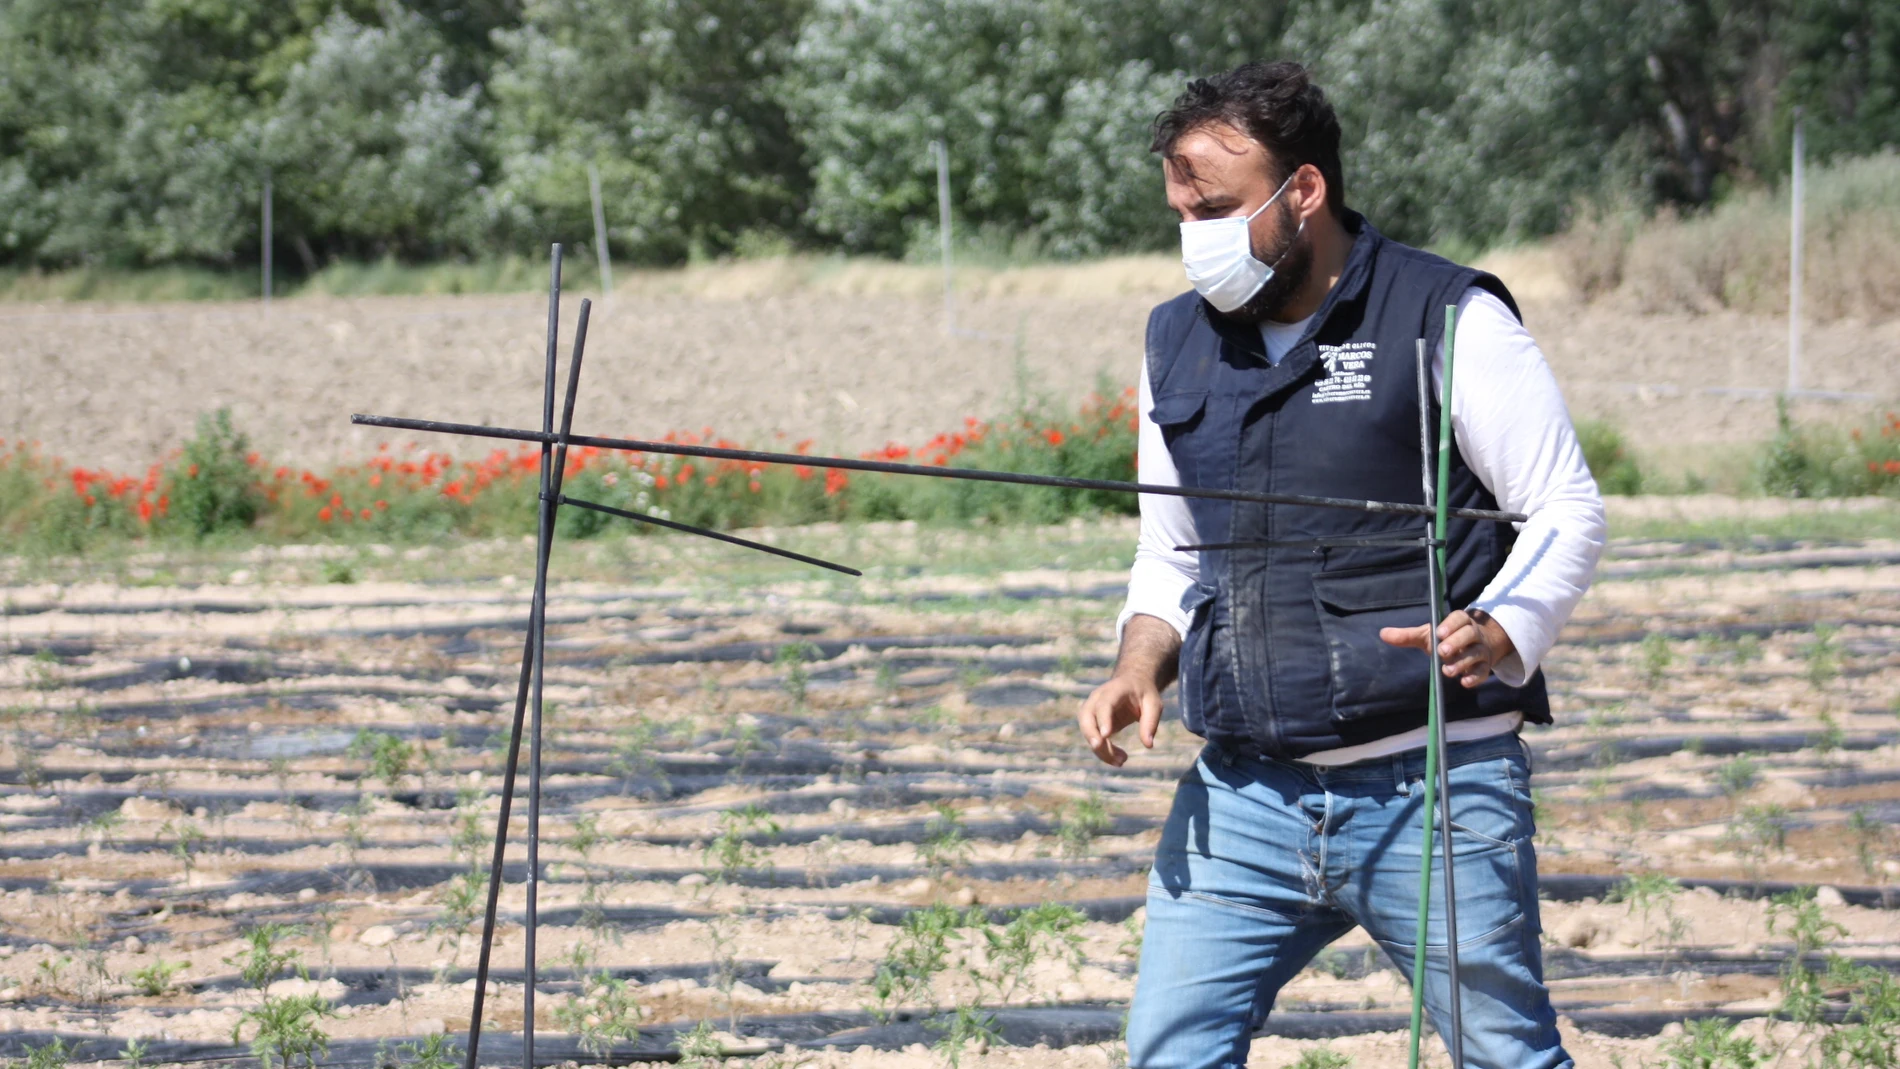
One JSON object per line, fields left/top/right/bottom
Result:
{"left": 2, "top": 516, "right": 1899, "bottom": 1068}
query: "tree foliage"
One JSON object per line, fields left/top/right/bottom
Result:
{"left": 0, "top": 0, "right": 1893, "bottom": 269}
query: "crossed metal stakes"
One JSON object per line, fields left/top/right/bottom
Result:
{"left": 351, "top": 245, "right": 1519, "bottom": 1069}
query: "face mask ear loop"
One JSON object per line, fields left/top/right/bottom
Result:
{"left": 1243, "top": 170, "right": 1298, "bottom": 223}
{"left": 1266, "top": 216, "right": 1307, "bottom": 272}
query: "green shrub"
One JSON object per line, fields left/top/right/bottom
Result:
{"left": 1757, "top": 400, "right": 1900, "bottom": 498}
{"left": 164, "top": 409, "right": 262, "bottom": 539}
{"left": 1574, "top": 419, "right": 1644, "bottom": 495}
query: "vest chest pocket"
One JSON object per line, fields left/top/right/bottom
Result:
{"left": 1311, "top": 563, "right": 1433, "bottom": 725}
{"left": 1149, "top": 389, "right": 1213, "bottom": 484}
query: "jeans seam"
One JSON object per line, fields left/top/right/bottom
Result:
{"left": 1376, "top": 905, "right": 1529, "bottom": 952}
{"left": 1171, "top": 889, "right": 1305, "bottom": 924}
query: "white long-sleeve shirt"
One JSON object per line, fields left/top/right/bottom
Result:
{"left": 1117, "top": 286, "right": 1607, "bottom": 764}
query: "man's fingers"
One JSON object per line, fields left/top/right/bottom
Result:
{"left": 1138, "top": 689, "right": 1162, "bottom": 749}
{"left": 1079, "top": 687, "right": 1129, "bottom": 767}
{"left": 1435, "top": 616, "right": 1478, "bottom": 657}
{"left": 1379, "top": 623, "right": 1430, "bottom": 650}
{"left": 1088, "top": 701, "right": 1119, "bottom": 765}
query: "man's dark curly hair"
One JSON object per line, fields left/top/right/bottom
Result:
{"left": 1150, "top": 61, "right": 1346, "bottom": 216}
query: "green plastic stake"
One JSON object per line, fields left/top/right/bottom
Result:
{"left": 1406, "top": 304, "right": 1458, "bottom": 1069}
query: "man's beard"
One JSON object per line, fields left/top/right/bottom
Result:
{"left": 1222, "top": 209, "right": 1313, "bottom": 325}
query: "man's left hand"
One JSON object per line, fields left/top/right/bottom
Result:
{"left": 1380, "top": 608, "right": 1514, "bottom": 688}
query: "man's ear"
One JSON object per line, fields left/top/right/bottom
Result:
{"left": 1294, "top": 164, "right": 1327, "bottom": 220}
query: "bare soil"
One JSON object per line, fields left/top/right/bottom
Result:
{"left": 3, "top": 520, "right": 1899, "bottom": 1067}
{"left": 3, "top": 275, "right": 1896, "bottom": 474}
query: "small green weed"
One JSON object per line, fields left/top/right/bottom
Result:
{"left": 1849, "top": 808, "right": 1889, "bottom": 883}
{"left": 429, "top": 868, "right": 487, "bottom": 946}
{"left": 972, "top": 903, "right": 1086, "bottom": 1002}
{"left": 1287, "top": 1047, "right": 1353, "bottom": 1069}
{"left": 161, "top": 820, "right": 206, "bottom": 879}
{"left": 673, "top": 1019, "right": 723, "bottom": 1069}
{"left": 703, "top": 803, "right": 780, "bottom": 883}
{"left": 1639, "top": 632, "right": 1674, "bottom": 686}
{"left": 1057, "top": 792, "right": 1113, "bottom": 860}
{"left": 232, "top": 993, "right": 337, "bottom": 1069}
{"left": 776, "top": 642, "right": 816, "bottom": 708}
{"left": 1606, "top": 873, "right": 1685, "bottom": 951}
{"left": 919, "top": 801, "right": 972, "bottom": 875}
{"left": 1816, "top": 957, "right": 1900, "bottom": 1068}
{"left": 126, "top": 958, "right": 188, "bottom": 997}
{"left": 554, "top": 972, "right": 643, "bottom": 1057}
{"left": 1657, "top": 1016, "right": 1761, "bottom": 1069}
{"left": 396, "top": 1032, "right": 462, "bottom": 1069}
{"left": 871, "top": 904, "right": 973, "bottom": 1018}
{"left": 349, "top": 729, "right": 414, "bottom": 789}
{"left": 225, "top": 923, "right": 305, "bottom": 990}
{"left": 18, "top": 1037, "right": 72, "bottom": 1069}
{"left": 930, "top": 1005, "right": 1001, "bottom": 1068}
{"left": 1714, "top": 754, "right": 1759, "bottom": 801}
{"left": 607, "top": 717, "right": 671, "bottom": 796}
{"left": 1805, "top": 624, "right": 1841, "bottom": 689}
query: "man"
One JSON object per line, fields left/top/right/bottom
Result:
{"left": 1077, "top": 62, "right": 1606, "bottom": 1069}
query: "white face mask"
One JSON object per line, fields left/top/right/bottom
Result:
{"left": 1179, "top": 171, "right": 1300, "bottom": 313}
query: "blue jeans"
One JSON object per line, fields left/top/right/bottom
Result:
{"left": 1126, "top": 733, "right": 1571, "bottom": 1069}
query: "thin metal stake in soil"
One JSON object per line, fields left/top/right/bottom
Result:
{"left": 526, "top": 296, "right": 593, "bottom": 1067}
{"left": 464, "top": 244, "right": 563, "bottom": 1069}
{"left": 1416, "top": 333, "right": 1465, "bottom": 1067}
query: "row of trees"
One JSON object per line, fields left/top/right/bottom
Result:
{"left": 0, "top": 0, "right": 1894, "bottom": 270}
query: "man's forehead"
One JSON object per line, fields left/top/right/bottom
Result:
{"left": 1164, "top": 123, "right": 1271, "bottom": 191}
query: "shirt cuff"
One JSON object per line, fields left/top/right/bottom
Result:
{"left": 1116, "top": 602, "right": 1191, "bottom": 645}
{"left": 1474, "top": 600, "right": 1542, "bottom": 688}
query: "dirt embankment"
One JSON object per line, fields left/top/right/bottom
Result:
{"left": 2, "top": 254, "right": 1896, "bottom": 473}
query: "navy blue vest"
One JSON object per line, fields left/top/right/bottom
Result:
{"left": 1146, "top": 213, "right": 1551, "bottom": 759}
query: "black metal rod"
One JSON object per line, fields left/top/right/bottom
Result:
{"left": 1418, "top": 338, "right": 1465, "bottom": 1067}
{"left": 1173, "top": 535, "right": 1439, "bottom": 552}
{"left": 522, "top": 254, "right": 570, "bottom": 1069}
{"left": 348, "top": 413, "right": 1529, "bottom": 525}
{"left": 555, "top": 495, "right": 862, "bottom": 575}
{"left": 463, "top": 612, "right": 537, "bottom": 1069}
{"left": 465, "top": 244, "right": 562, "bottom": 1069}
{"left": 525, "top": 297, "right": 590, "bottom": 1067}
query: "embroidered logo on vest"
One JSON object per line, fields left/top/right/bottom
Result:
{"left": 1313, "top": 341, "right": 1376, "bottom": 404}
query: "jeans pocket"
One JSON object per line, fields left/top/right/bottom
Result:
{"left": 1445, "top": 756, "right": 1532, "bottom": 852}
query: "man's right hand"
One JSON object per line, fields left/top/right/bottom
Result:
{"left": 1077, "top": 614, "right": 1180, "bottom": 767}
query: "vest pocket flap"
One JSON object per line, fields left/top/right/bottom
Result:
{"left": 1148, "top": 390, "right": 1209, "bottom": 427}
{"left": 1313, "top": 565, "right": 1429, "bottom": 612}
{"left": 1313, "top": 564, "right": 1432, "bottom": 727}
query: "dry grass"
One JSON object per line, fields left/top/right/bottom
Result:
{"left": 1559, "top": 152, "right": 1900, "bottom": 320}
